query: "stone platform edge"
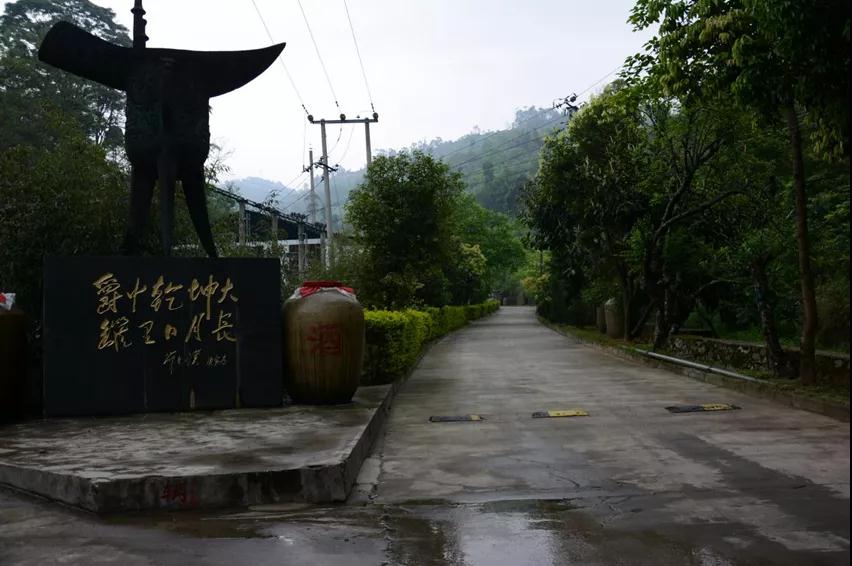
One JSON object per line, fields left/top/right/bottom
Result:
{"left": 538, "top": 316, "right": 850, "bottom": 423}
{"left": 0, "top": 383, "right": 400, "bottom": 513}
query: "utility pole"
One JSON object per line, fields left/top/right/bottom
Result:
{"left": 304, "top": 149, "right": 317, "bottom": 224}
{"left": 308, "top": 112, "right": 379, "bottom": 266}
{"left": 238, "top": 201, "right": 246, "bottom": 247}
{"left": 297, "top": 222, "right": 306, "bottom": 278}
{"left": 320, "top": 120, "right": 334, "bottom": 266}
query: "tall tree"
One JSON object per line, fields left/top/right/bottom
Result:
{"left": 0, "top": 0, "right": 130, "bottom": 150}
{"left": 628, "top": 0, "right": 850, "bottom": 379}
{"left": 346, "top": 151, "right": 465, "bottom": 308}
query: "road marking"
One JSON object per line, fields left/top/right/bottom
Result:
{"left": 429, "top": 415, "right": 483, "bottom": 422}
{"left": 531, "top": 409, "right": 589, "bottom": 418}
{"left": 666, "top": 404, "right": 741, "bottom": 414}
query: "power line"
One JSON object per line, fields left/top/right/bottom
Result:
{"left": 448, "top": 113, "right": 566, "bottom": 171}
{"left": 342, "top": 0, "right": 375, "bottom": 113}
{"left": 438, "top": 64, "right": 624, "bottom": 163}
{"left": 297, "top": 0, "right": 341, "bottom": 109}
{"left": 437, "top": 106, "right": 559, "bottom": 161}
{"left": 333, "top": 126, "right": 357, "bottom": 165}
{"left": 283, "top": 188, "right": 313, "bottom": 209}
{"left": 249, "top": 0, "right": 311, "bottom": 117}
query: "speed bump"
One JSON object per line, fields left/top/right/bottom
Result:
{"left": 532, "top": 409, "right": 589, "bottom": 418}
{"left": 665, "top": 403, "right": 741, "bottom": 414}
{"left": 429, "top": 415, "right": 483, "bottom": 422}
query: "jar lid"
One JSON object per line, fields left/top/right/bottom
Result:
{"left": 297, "top": 281, "right": 355, "bottom": 298}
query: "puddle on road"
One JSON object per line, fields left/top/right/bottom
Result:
{"left": 101, "top": 497, "right": 734, "bottom": 565}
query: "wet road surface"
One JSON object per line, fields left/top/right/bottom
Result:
{"left": 1, "top": 307, "right": 849, "bottom": 565}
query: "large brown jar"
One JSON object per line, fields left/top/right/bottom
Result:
{"left": 283, "top": 281, "right": 364, "bottom": 404}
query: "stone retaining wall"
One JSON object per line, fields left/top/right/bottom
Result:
{"left": 668, "top": 335, "right": 850, "bottom": 385}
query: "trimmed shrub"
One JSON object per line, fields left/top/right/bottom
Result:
{"left": 483, "top": 299, "right": 500, "bottom": 314}
{"left": 441, "top": 305, "right": 467, "bottom": 332}
{"left": 363, "top": 311, "right": 417, "bottom": 385}
{"left": 362, "top": 300, "right": 499, "bottom": 385}
{"left": 422, "top": 306, "right": 442, "bottom": 340}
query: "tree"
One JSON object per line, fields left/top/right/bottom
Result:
{"left": 0, "top": 0, "right": 130, "bottom": 151}
{"left": 628, "top": 0, "right": 850, "bottom": 379}
{"left": 454, "top": 193, "right": 526, "bottom": 301}
{"left": 346, "top": 151, "right": 465, "bottom": 308}
{"left": 0, "top": 112, "right": 128, "bottom": 319}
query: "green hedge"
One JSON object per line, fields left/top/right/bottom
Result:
{"left": 362, "top": 300, "right": 499, "bottom": 385}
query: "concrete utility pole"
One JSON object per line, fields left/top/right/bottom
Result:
{"left": 305, "top": 149, "right": 317, "bottom": 224}
{"left": 319, "top": 120, "right": 334, "bottom": 266}
{"left": 308, "top": 112, "right": 379, "bottom": 266}
{"left": 297, "top": 222, "right": 307, "bottom": 278}
{"left": 271, "top": 214, "right": 278, "bottom": 242}
{"left": 238, "top": 201, "right": 246, "bottom": 247}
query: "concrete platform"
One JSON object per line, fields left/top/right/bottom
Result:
{"left": 0, "top": 384, "right": 394, "bottom": 513}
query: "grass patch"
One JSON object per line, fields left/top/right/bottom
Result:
{"left": 767, "top": 379, "right": 850, "bottom": 407}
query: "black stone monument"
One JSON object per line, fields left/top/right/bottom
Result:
{"left": 36, "top": 3, "right": 287, "bottom": 416}
{"left": 43, "top": 257, "right": 283, "bottom": 417}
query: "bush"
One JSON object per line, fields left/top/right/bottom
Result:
{"left": 362, "top": 300, "right": 499, "bottom": 384}
{"left": 440, "top": 306, "right": 468, "bottom": 332}
{"left": 464, "top": 304, "right": 482, "bottom": 320}
{"left": 362, "top": 311, "right": 419, "bottom": 385}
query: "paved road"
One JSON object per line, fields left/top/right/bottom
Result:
{"left": 1, "top": 306, "right": 849, "bottom": 565}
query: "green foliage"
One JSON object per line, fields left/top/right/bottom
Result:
{"left": 454, "top": 193, "right": 527, "bottom": 300}
{"left": 523, "top": 62, "right": 849, "bottom": 353}
{"left": 346, "top": 150, "right": 526, "bottom": 308}
{"left": 346, "top": 151, "right": 464, "bottom": 308}
{"left": 0, "top": 0, "right": 130, "bottom": 152}
{"left": 628, "top": 0, "right": 849, "bottom": 159}
{"left": 0, "top": 112, "right": 127, "bottom": 318}
{"left": 362, "top": 310, "right": 417, "bottom": 384}
{"left": 413, "top": 107, "right": 566, "bottom": 215}
{"left": 362, "top": 300, "right": 498, "bottom": 384}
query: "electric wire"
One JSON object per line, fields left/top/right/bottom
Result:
{"left": 296, "top": 0, "right": 341, "bottom": 109}
{"left": 342, "top": 0, "right": 375, "bottom": 113}
{"left": 438, "top": 63, "right": 623, "bottom": 162}
{"left": 448, "top": 113, "right": 567, "bottom": 171}
{"left": 249, "top": 0, "right": 311, "bottom": 117}
{"left": 334, "top": 126, "right": 357, "bottom": 165}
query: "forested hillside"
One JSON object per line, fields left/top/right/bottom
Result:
{"left": 233, "top": 106, "right": 566, "bottom": 222}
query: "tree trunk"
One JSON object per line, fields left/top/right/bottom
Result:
{"left": 617, "top": 265, "right": 632, "bottom": 341}
{"left": 751, "top": 257, "right": 791, "bottom": 378}
{"left": 652, "top": 286, "right": 673, "bottom": 350}
{"left": 783, "top": 103, "right": 818, "bottom": 384}
{"left": 629, "top": 298, "right": 656, "bottom": 340}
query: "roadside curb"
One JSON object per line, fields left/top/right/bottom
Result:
{"left": 538, "top": 316, "right": 850, "bottom": 423}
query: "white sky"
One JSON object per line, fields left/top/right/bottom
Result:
{"left": 5, "top": 0, "right": 654, "bottom": 185}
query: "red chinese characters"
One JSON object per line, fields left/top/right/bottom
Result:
{"left": 305, "top": 323, "right": 342, "bottom": 356}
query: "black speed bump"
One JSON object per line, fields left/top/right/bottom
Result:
{"left": 666, "top": 403, "right": 741, "bottom": 414}
{"left": 532, "top": 410, "right": 589, "bottom": 418}
{"left": 429, "top": 415, "right": 483, "bottom": 422}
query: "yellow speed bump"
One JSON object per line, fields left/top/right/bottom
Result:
{"left": 531, "top": 409, "right": 588, "bottom": 419}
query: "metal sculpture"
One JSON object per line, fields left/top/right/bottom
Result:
{"left": 37, "top": 1, "right": 285, "bottom": 257}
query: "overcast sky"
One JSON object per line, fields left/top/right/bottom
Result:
{"left": 4, "top": 0, "right": 654, "bottom": 186}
